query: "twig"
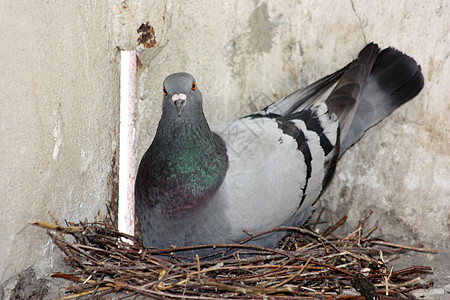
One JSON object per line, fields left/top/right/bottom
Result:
{"left": 271, "top": 257, "right": 312, "bottom": 288}
{"left": 29, "top": 219, "right": 84, "bottom": 233}
{"left": 312, "top": 207, "right": 325, "bottom": 230}
{"left": 323, "top": 215, "right": 347, "bottom": 237}
{"left": 369, "top": 240, "right": 438, "bottom": 253}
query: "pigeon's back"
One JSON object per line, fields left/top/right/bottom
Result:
{"left": 212, "top": 104, "right": 340, "bottom": 247}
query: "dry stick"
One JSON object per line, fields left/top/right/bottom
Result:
{"left": 51, "top": 274, "right": 115, "bottom": 300}
{"left": 55, "top": 287, "right": 114, "bottom": 300}
{"left": 142, "top": 265, "right": 175, "bottom": 290}
{"left": 304, "top": 258, "right": 355, "bottom": 276}
{"left": 361, "top": 220, "right": 378, "bottom": 240}
{"left": 110, "top": 280, "right": 218, "bottom": 300}
{"left": 345, "top": 251, "right": 380, "bottom": 264}
{"left": 363, "top": 266, "right": 433, "bottom": 281}
{"left": 239, "top": 225, "right": 338, "bottom": 249}
{"left": 195, "top": 260, "right": 293, "bottom": 283}
{"left": 358, "top": 210, "right": 374, "bottom": 244}
{"left": 271, "top": 257, "right": 312, "bottom": 288}
{"left": 341, "top": 210, "right": 374, "bottom": 243}
{"left": 322, "top": 215, "right": 348, "bottom": 237}
{"left": 48, "top": 211, "right": 68, "bottom": 242}
{"left": 264, "top": 226, "right": 342, "bottom": 253}
{"left": 51, "top": 273, "right": 98, "bottom": 284}
{"left": 30, "top": 219, "right": 84, "bottom": 233}
{"left": 368, "top": 240, "right": 438, "bottom": 253}
{"left": 149, "top": 242, "right": 295, "bottom": 259}
{"left": 321, "top": 250, "right": 378, "bottom": 265}
{"left": 195, "top": 254, "right": 201, "bottom": 279}
{"left": 312, "top": 207, "right": 325, "bottom": 230}
{"left": 193, "top": 280, "right": 293, "bottom": 295}
{"left": 343, "top": 226, "right": 364, "bottom": 242}
{"left": 48, "top": 232, "right": 86, "bottom": 270}
{"left": 390, "top": 266, "right": 433, "bottom": 276}
{"left": 384, "top": 266, "right": 394, "bottom": 296}
{"left": 65, "top": 243, "right": 103, "bottom": 265}
{"left": 384, "top": 277, "right": 421, "bottom": 291}
{"left": 30, "top": 219, "right": 137, "bottom": 242}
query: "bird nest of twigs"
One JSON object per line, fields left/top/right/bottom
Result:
{"left": 30, "top": 209, "right": 437, "bottom": 299}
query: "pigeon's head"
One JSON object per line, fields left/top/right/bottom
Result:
{"left": 162, "top": 72, "right": 203, "bottom": 119}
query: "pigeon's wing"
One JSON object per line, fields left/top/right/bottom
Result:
{"left": 250, "top": 43, "right": 378, "bottom": 119}
{"left": 212, "top": 102, "right": 339, "bottom": 244}
{"left": 255, "top": 67, "right": 347, "bottom": 117}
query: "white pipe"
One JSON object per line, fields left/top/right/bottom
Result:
{"left": 118, "top": 50, "right": 137, "bottom": 237}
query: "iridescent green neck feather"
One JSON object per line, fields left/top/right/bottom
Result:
{"left": 135, "top": 111, "right": 228, "bottom": 216}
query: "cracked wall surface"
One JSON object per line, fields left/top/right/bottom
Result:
{"left": 1, "top": 0, "right": 448, "bottom": 297}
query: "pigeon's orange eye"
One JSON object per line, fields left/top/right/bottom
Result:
{"left": 163, "top": 86, "right": 168, "bottom": 95}
{"left": 191, "top": 81, "right": 196, "bottom": 91}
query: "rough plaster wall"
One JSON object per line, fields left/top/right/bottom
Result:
{"left": 0, "top": 1, "right": 119, "bottom": 297}
{"left": 128, "top": 0, "right": 448, "bottom": 250}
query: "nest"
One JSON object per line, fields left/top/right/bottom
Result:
{"left": 31, "top": 210, "right": 437, "bottom": 299}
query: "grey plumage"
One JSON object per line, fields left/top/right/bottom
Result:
{"left": 135, "top": 43, "right": 423, "bottom": 257}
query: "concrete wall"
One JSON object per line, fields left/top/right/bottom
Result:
{"left": 1, "top": 0, "right": 448, "bottom": 297}
{"left": 0, "top": 1, "right": 119, "bottom": 297}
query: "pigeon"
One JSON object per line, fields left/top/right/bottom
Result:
{"left": 135, "top": 43, "right": 424, "bottom": 257}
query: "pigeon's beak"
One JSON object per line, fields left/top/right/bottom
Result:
{"left": 172, "top": 93, "right": 187, "bottom": 117}
{"left": 174, "top": 99, "right": 185, "bottom": 117}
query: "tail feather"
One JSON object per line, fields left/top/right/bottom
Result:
{"left": 325, "top": 43, "right": 380, "bottom": 144}
{"left": 248, "top": 43, "right": 423, "bottom": 157}
{"left": 338, "top": 47, "right": 424, "bottom": 155}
